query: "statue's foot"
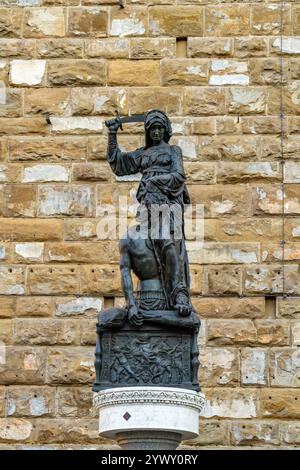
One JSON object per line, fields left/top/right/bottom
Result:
{"left": 174, "top": 292, "right": 192, "bottom": 317}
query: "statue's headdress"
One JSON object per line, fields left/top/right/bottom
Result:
{"left": 144, "top": 109, "right": 172, "bottom": 148}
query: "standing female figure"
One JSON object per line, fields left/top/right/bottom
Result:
{"left": 105, "top": 110, "right": 193, "bottom": 317}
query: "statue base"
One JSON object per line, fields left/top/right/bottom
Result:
{"left": 94, "top": 386, "right": 206, "bottom": 450}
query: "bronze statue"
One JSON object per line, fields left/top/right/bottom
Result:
{"left": 105, "top": 110, "right": 192, "bottom": 317}
{"left": 93, "top": 110, "right": 200, "bottom": 392}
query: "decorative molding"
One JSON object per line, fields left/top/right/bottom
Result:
{"left": 94, "top": 387, "right": 206, "bottom": 412}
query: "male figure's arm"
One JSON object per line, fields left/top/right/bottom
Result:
{"left": 119, "top": 237, "right": 143, "bottom": 327}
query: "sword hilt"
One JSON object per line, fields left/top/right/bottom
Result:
{"left": 115, "top": 109, "right": 123, "bottom": 131}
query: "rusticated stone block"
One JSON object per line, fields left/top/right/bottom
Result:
{"left": 70, "top": 88, "right": 128, "bottom": 116}
{"left": 187, "top": 242, "right": 259, "bottom": 265}
{"left": 28, "top": 265, "right": 80, "bottom": 295}
{"left": 205, "top": 5, "right": 249, "bottom": 37}
{"left": 11, "top": 136, "right": 54, "bottom": 161}
{"left": 80, "top": 319, "right": 97, "bottom": 345}
{"left": 209, "top": 218, "right": 282, "bottom": 243}
{"left": 202, "top": 388, "right": 258, "bottom": 419}
{"left": 207, "top": 320, "right": 257, "bottom": 346}
{"left": 0, "top": 418, "right": 33, "bottom": 443}
{"left": 80, "top": 265, "right": 121, "bottom": 295}
{"left": 0, "top": 8, "right": 22, "bottom": 38}
{"left": 57, "top": 387, "right": 94, "bottom": 418}
{"left": 23, "top": 164, "right": 69, "bottom": 184}
{"left": 260, "top": 389, "right": 300, "bottom": 419}
{"left": 72, "top": 163, "right": 111, "bottom": 182}
{"left": 234, "top": 37, "right": 268, "bottom": 58}
{"left": 280, "top": 422, "right": 300, "bottom": 445}
{"left": 16, "top": 297, "right": 54, "bottom": 317}
{"left": 241, "top": 349, "right": 267, "bottom": 385}
{"left": 270, "top": 349, "right": 300, "bottom": 387}
{"left": 241, "top": 116, "right": 281, "bottom": 134}
{"left": 251, "top": 4, "right": 291, "bottom": 36}
{"left": 68, "top": 7, "right": 108, "bottom": 37}
{"left": 231, "top": 421, "right": 279, "bottom": 446}
{"left": 38, "top": 185, "right": 94, "bottom": 217}
{"left": 45, "top": 241, "right": 113, "bottom": 263}
{"left": 52, "top": 117, "right": 103, "bottom": 134}
{"left": 250, "top": 58, "right": 288, "bottom": 85}
{"left": 0, "top": 163, "right": 21, "bottom": 183}
{"left": 6, "top": 386, "right": 55, "bottom": 418}
{"left": 184, "top": 87, "right": 226, "bottom": 115}
{"left": 0, "top": 319, "right": 12, "bottom": 344}
{"left": 0, "top": 118, "right": 48, "bottom": 136}
{"left": 149, "top": 7, "right": 203, "bottom": 37}
{"left": 0, "top": 347, "right": 47, "bottom": 385}
{"left": 287, "top": 218, "right": 300, "bottom": 242}
{"left": 161, "top": 59, "right": 208, "bottom": 86}
{"left": 46, "top": 347, "right": 94, "bottom": 384}
{"left": 0, "top": 39, "right": 36, "bottom": 58}
{"left": 199, "top": 348, "right": 239, "bottom": 386}
{"left": 24, "top": 88, "right": 71, "bottom": 116}
{"left": 10, "top": 60, "right": 46, "bottom": 86}
{"left": 86, "top": 38, "right": 129, "bottom": 59}
{"left": 268, "top": 83, "right": 300, "bottom": 116}
{"left": 0, "top": 139, "right": 8, "bottom": 161}
{"left": 243, "top": 265, "right": 284, "bottom": 295}
{"left": 188, "top": 38, "right": 232, "bottom": 58}
{"left": 4, "top": 185, "right": 36, "bottom": 217}
{"left": 34, "top": 418, "right": 102, "bottom": 444}
{"left": 183, "top": 420, "right": 229, "bottom": 447}
{"left": 185, "top": 162, "right": 216, "bottom": 184}
{"left": 228, "top": 87, "right": 266, "bottom": 114}
{"left": 36, "top": 39, "right": 83, "bottom": 58}
{"left": 193, "top": 297, "right": 265, "bottom": 319}
{"left": 209, "top": 59, "right": 249, "bottom": 86}
{"left": 203, "top": 266, "right": 242, "bottom": 296}
{"left": 0, "top": 89, "right": 22, "bottom": 118}
{"left": 253, "top": 185, "right": 300, "bottom": 215}
{"left": 270, "top": 37, "right": 300, "bottom": 56}
{"left": 277, "top": 297, "right": 300, "bottom": 319}
{"left": 0, "top": 266, "right": 25, "bottom": 295}
{"left": 13, "top": 319, "right": 79, "bottom": 346}
{"left": 294, "top": 6, "right": 300, "bottom": 35}
{"left": 130, "top": 38, "right": 175, "bottom": 59}
{"left": 55, "top": 297, "right": 102, "bottom": 318}
{"left": 23, "top": 7, "right": 66, "bottom": 38}
{"left": 217, "top": 162, "right": 280, "bottom": 183}
{"left": 190, "top": 117, "right": 215, "bottom": 135}
{"left": 188, "top": 185, "right": 252, "bottom": 217}
{"left": 0, "top": 297, "right": 15, "bottom": 318}
{"left": 48, "top": 60, "right": 106, "bottom": 86}
{"left": 129, "top": 87, "right": 182, "bottom": 115}
{"left": 63, "top": 218, "right": 98, "bottom": 241}
{"left": 0, "top": 218, "right": 63, "bottom": 242}
{"left": 262, "top": 243, "right": 300, "bottom": 263}
{"left": 108, "top": 60, "right": 160, "bottom": 86}
{"left": 110, "top": 7, "right": 147, "bottom": 37}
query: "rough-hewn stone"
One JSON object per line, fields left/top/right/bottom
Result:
{"left": 149, "top": 7, "right": 203, "bottom": 37}
{"left": 0, "top": 0, "right": 297, "bottom": 451}
{"left": 108, "top": 60, "right": 160, "bottom": 86}
{"left": 6, "top": 386, "right": 55, "bottom": 417}
{"left": 48, "top": 60, "right": 106, "bottom": 86}
{"left": 46, "top": 347, "right": 94, "bottom": 384}
{"left": 260, "top": 389, "right": 300, "bottom": 419}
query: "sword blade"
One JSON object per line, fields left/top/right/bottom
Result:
{"left": 120, "top": 115, "right": 145, "bottom": 124}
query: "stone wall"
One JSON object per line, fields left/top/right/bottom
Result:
{"left": 0, "top": 0, "right": 299, "bottom": 449}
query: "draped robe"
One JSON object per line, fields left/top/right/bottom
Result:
{"left": 107, "top": 135, "right": 191, "bottom": 308}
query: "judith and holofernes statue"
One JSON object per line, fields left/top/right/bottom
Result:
{"left": 93, "top": 110, "right": 201, "bottom": 393}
